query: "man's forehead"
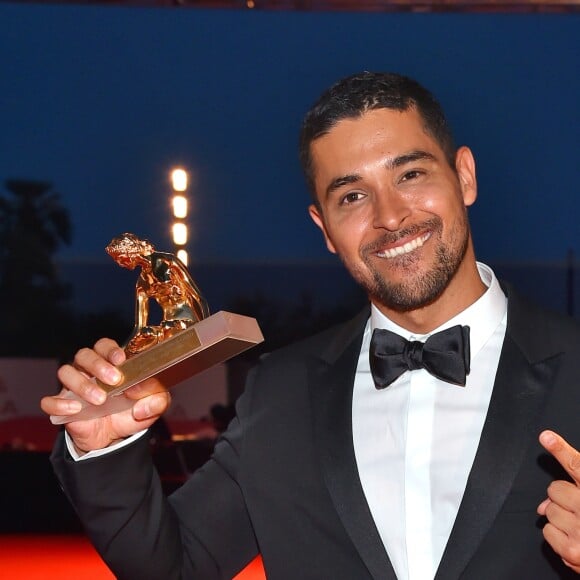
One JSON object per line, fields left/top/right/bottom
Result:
{"left": 310, "top": 108, "right": 438, "bottom": 167}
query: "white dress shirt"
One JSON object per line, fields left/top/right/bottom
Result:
{"left": 352, "top": 262, "right": 507, "bottom": 580}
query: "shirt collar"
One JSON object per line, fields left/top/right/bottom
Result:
{"left": 369, "top": 262, "right": 507, "bottom": 361}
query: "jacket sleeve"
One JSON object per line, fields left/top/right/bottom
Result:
{"left": 50, "top": 375, "right": 260, "bottom": 580}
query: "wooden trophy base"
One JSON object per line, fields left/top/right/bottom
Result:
{"left": 50, "top": 311, "right": 263, "bottom": 425}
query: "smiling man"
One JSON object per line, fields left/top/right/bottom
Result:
{"left": 44, "top": 72, "right": 580, "bottom": 579}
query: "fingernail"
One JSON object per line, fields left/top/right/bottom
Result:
{"left": 67, "top": 400, "right": 83, "bottom": 413}
{"left": 541, "top": 431, "right": 556, "bottom": 445}
{"left": 134, "top": 400, "right": 150, "bottom": 420}
{"left": 105, "top": 367, "right": 122, "bottom": 385}
{"left": 110, "top": 349, "right": 125, "bottom": 365}
{"left": 90, "top": 388, "right": 107, "bottom": 405}
{"left": 149, "top": 396, "right": 165, "bottom": 416}
{"left": 134, "top": 395, "right": 164, "bottom": 420}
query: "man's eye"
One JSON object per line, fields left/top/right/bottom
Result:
{"left": 400, "top": 170, "right": 423, "bottom": 182}
{"left": 340, "top": 191, "right": 364, "bottom": 205}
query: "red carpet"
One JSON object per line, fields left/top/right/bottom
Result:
{"left": 0, "top": 535, "right": 115, "bottom": 579}
{"left": 0, "top": 535, "right": 265, "bottom": 579}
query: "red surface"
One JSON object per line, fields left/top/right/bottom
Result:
{"left": 0, "top": 535, "right": 265, "bottom": 579}
{"left": 0, "top": 535, "right": 115, "bottom": 580}
{"left": 0, "top": 416, "right": 60, "bottom": 452}
{"left": 234, "top": 555, "right": 266, "bottom": 580}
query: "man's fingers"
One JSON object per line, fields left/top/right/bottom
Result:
{"left": 124, "top": 377, "right": 167, "bottom": 400}
{"left": 39, "top": 337, "right": 169, "bottom": 452}
{"left": 121, "top": 377, "right": 171, "bottom": 421}
{"left": 540, "top": 430, "right": 580, "bottom": 485}
{"left": 72, "top": 346, "right": 123, "bottom": 388}
{"left": 537, "top": 497, "right": 551, "bottom": 516}
{"left": 93, "top": 338, "right": 126, "bottom": 365}
{"left": 543, "top": 496, "right": 578, "bottom": 534}
{"left": 132, "top": 391, "right": 171, "bottom": 421}
{"left": 57, "top": 363, "right": 107, "bottom": 405}
{"left": 547, "top": 480, "right": 580, "bottom": 513}
{"left": 543, "top": 522, "right": 580, "bottom": 573}
{"left": 40, "top": 390, "right": 83, "bottom": 416}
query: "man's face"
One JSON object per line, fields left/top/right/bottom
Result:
{"left": 308, "top": 107, "right": 478, "bottom": 314}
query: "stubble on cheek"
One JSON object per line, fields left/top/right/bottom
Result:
{"left": 338, "top": 214, "right": 469, "bottom": 312}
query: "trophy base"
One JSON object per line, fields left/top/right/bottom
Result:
{"left": 50, "top": 311, "right": 263, "bottom": 425}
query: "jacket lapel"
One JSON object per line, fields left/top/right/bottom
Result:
{"left": 435, "top": 287, "right": 564, "bottom": 579}
{"left": 308, "top": 308, "right": 398, "bottom": 580}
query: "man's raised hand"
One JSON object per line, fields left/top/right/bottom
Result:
{"left": 40, "top": 338, "right": 170, "bottom": 455}
{"left": 537, "top": 430, "right": 580, "bottom": 573}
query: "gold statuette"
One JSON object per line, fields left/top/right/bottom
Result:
{"left": 51, "top": 233, "right": 263, "bottom": 425}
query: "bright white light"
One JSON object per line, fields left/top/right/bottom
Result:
{"left": 177, "top": 249, "right": 188, "bottom": 266}
{"left": 172, "top": 222, "right": 188, "bottom": 246}
{"left": 172, "top": 195, "right": 188, "bottom": 219}
{"left": 171, "top": 168, "right": 188, "bottom": 192}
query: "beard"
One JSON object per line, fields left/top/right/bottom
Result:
{"left": 342, "top": 215, "right": 470, "bottom": 312}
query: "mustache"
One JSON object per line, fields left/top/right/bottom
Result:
{"left": 361, "top": 218, "right": 442, "bottom": 255}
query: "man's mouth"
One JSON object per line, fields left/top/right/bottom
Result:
{"left": 376, "top": 232, "right": 431, "bottom": 259}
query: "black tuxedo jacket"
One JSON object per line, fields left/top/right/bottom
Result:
{"left": 52, "top": 287, "right": 580, "bottom": 579}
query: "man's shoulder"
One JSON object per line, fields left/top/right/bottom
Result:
{"left": 258, "top": 306, "right": 370, "bottom": 369}
{"left": 505, "top": 283, "right": 580, "bottom": 347}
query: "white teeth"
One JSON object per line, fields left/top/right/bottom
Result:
{"left": 377, "top": 232, "right": 431, "bottom": 258}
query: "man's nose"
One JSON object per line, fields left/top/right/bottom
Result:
{"left": 371, "top": 189, "right": 411, "bottom": 231}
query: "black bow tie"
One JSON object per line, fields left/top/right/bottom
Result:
{"left": 370, "top": 325, "right": 470, "bottom": 388}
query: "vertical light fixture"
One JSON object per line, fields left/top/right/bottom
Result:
{"left": 170, "top": 167, "right": 189, "bottom": 266}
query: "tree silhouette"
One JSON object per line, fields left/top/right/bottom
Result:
{"left": 0, "top": 179, "right": 73, "bottom": 356}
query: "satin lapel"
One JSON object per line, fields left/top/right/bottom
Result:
{"left": 435, "top": 294, "right": 562, "bottom": 580}
{"left": 309, "top": 310, "right": 398, "bottom": 580}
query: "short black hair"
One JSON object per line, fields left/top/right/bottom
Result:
{"left": 299, "top": 72, "right": 456, "bottom": 199}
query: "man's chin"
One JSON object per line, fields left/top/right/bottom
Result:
{"left": 370, "top": 259, "right": 425, "bottom": 287}
{"left": 366, "top": 270, "right": 448, "bottom": 313}
{"left": 372, "top": 290, "right": 443, "bottom": 313}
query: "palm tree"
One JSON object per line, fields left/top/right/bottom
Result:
{"left": 0, "top": 179, "right": 73, "bottom": 356}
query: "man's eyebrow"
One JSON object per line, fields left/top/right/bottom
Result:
{"left": 385, "top": 150, "right": 436, "bottom": 170}
{"left": 325, "top": 174, "right": 361, "bottom": 199}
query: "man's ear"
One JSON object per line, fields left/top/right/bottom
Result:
{"left": 455, "top": 146, "right": 477, "bottom": 207}
{"left": 308, "top": 204, "right": 337, "bottom": 254}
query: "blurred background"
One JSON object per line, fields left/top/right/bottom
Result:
{"left": 0, "top": 0, "right": 578, "bottom": 575}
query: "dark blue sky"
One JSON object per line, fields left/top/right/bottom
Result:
{"left": 1, "top": 3, "right": 578, "bottom": 265}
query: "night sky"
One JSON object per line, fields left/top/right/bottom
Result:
{"left": 1, "top": 2, "right": 579, "bottom": 266}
